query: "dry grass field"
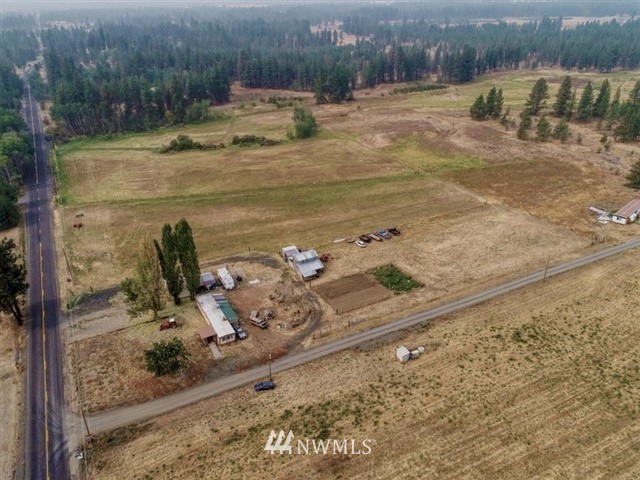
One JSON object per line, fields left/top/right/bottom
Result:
{"left": 85, "top": 244, "right": 640, "bottom": 480}
{"left": 57, "top": 68, "right": 640, "bottom": 429}
{"left": 54, "top": 69, "right": 640, "bottom": 293}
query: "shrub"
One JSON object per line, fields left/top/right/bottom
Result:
{"left": 160, "top": 135, "right": 204, "bottom": 153}
{"left": 144, "top": 337, "right": 189, "bottom": 377}
{"left": 290, "top": 106, "right": 318, "bottom": 140}
{"left": 231, "top": 135, "right": 280, "bottom": 147}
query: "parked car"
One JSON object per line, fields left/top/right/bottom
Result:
{"left": 378, "top": 229, "right": 392, "bottom": 239}
{"left": 368, "top": 233, "right": 383, "bottom": 242}
{"left": 388, "top": 227, "right": 401, "bottom": 236}
{"left": 254, "top": 380, "right": 276, "bottom": 392}
{"left": 358, "top": 235, "right": 372, "bottom": 243}
{"left": 355, "top": 240, "right": 367, "bottom": 248}
{"left": 234, "top": 325, "right": 248, "bottom": 340}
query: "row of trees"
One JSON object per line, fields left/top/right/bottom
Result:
{"left": 470, "top": 87, "right": 504, "bottom": 120}
{"left": 122, "top": 219, "right": 201, "bottom": 321}
{"left": 518, "top": 77, "right": 640, "bottom": 142}
{"left": 1, "top": 64, "right": 32, "bottom": 230}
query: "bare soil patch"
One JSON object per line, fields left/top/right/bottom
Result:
{"left": 312, "top": 273, "right": 392, "bottom": 314}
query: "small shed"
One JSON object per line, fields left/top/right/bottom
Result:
{"left": 612, "top": 199, "right": 640, "bottom": 225}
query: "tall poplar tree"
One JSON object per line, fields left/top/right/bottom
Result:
{"left": 160, "top": 224, "right": 183, "bottom": 305}
{"left": 175, "top": 218, "right": 200, "bottom": 300}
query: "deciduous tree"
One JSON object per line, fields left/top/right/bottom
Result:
{"left": 121, "top": 238, "right": 166, "bottom": 320}
{"left": 174, "top": 218, "right": 200, "bottom": 300}
{"left": 144, "top": 337, "right": 189, "bottom": 377}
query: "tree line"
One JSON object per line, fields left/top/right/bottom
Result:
{"left": 471, "top": 76, "right": 640, "bottom": 145}
{"left": 3, "top": 8, "right": 640, "bottom": 138}
{"left": 0, "top": 64, "right": 32, "bottom": 231}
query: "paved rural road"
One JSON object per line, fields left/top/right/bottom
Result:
{"left": 22, "top": 80, "right": 70, "bottom": 480}
{"left": 89, "top": 235, "right": 640, "bottom": 434}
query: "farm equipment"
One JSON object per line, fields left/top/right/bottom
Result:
{"left": 160, "top": 318, "right": 178, "bottom": 330}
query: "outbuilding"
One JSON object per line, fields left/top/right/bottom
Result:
{"left": 291, "top": 249, "right": 325, "bottom": 281}
{"left": 612, "top": 199, "right": 640, "bottom": 225}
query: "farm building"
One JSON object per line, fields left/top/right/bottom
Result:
{"left": 195, "top": 293, "right": 236, "bottom": 345}
{"left": 612, "top": 199, "right": 640, "bottom": 225}
{"left": 281, "top": 245, "right": 325, "bottom": 280}
{"left": 291, "top": 250, "right": 325, "bottom": 281}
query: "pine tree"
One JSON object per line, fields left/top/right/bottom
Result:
{"left": 606, "top": 87, "right": 622, "bottom": 126}
{"left": 576, "top": 81, "right": 594, "bottom": 122}
{"left": 552, "top": 119, "right": 570, "bottom": 143}
{"left": 494, "top": 88, "right": 504, "bottom": 118}
{"left": 626, "top": 160, "right": 640, "bottom": 189}
{"left": 470, "top": 94, "right": 487, "bottom": 120}
{"left": 535, "top": 116, "right": 552, "bottom": 141}
{"left": 525, "top": 78, "right": 549, "bottom": 116}
{"left": 517, "top": 109, "right": 532, "bottom": 140}
{"left": 593, "top": 79, "right": 611, "bottom": 119}
{"left": 567, "top": 89, "right": 577, "bottom": 120}
{"left": 485, "top": 88, "right": 497, "bottom": 118}
{"left": 174, "top": 218, "right": 200, "bottom": 300}
{"left": 0, "top": 238, "right": 28, "bottom": 325}
{"left": 553, "top": 76, "right": 572, "bottom": 118}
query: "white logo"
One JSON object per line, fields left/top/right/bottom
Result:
{"left": 264, "top": 430, "right": 294, "bottom": 454}
{"left": 264, "top": 430, "right": 373, "bottom": 455}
